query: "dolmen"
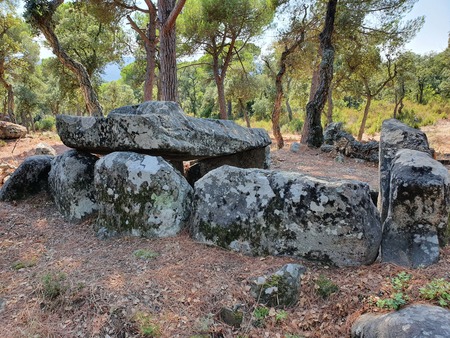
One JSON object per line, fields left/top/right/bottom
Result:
{"left": 56, "top": 101, "right": 271, "bottom": 182}
{"left": 1, "top": 108, "right": 449, "bottom": 270}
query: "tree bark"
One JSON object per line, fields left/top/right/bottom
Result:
{"left": 0, "top": 57, "right": 16, "bottom": 123}
{"left": 358, "top": 94, "right": 372, "bottom": 141}
{"left": 212, "top": 35, "right": 236, "bottom": 120}
{"left": 417, "top": 80, "right": 424, "bottom": 104}
{"left": 127, "top": 7, "right": 157, "bottom": 101}
{"left": 215, "top": 71, "right": 227, "bottom": 120}
{"left": 272, "top": 57, "right": 287, "bottom": 149}
{"left": 158, "top": 0, "right": 186, "bottom": 102}
{"left": 29, "top": 1, "right": 103, "bottom": 116}
{"left": 286, "top": 97, "right": 293, "bottom": 121}
{"left": 301, "top": 0, "right": 337, "bottom": 148}
{"left": 326, "top": 82, "right": 334, "bottom": 125}
{"left": 0, "top": 78, "right": 15, "bottom": 123}
{"left": 239, "top": 98, "right": 251, "bottom": 128}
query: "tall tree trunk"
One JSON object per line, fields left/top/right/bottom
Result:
{"left": 0, "top": 80, "right": 15, "bottom": 123}
{"left": 417, "top": 81, "right": 424, "bottom": 104}
{"left": 393, "top": 92, "right": 399, "bottom": 119}
{"left": 0, "top": 60, "right": 16, "bottom": 122}
{"left": 227, "top": 100, "right": 232, "bottom": 118}
{"left": 308, "top": 67, "right": 320, "bottom": 102}
{"left": 216, "top": 77, "right": 227, "bottom": 120}
{"left": 358, "top": 95, "right": 372, "bottom": 141}
{"left": 326, "top": 82, "right": 334, "bottom": 125}
{"left": 272, "top": 64, "right": 285, "bottom": 149}
{"left": 212, "top": 51, "right": 228, "bottom": 120}
{"left": 127, "top": 6, "right": 157, "bottom": 102}
{"left": 286, "top": 97, "right": 293, "bottom": 122}
{"left": 158, "top": 0, "right": 186, "bottom": 102}
{"left": 271, "top": 20, "right": 306, "bottom": 148}
{"left": 285, "top": 78, "right": 293, "bottom": 122}
{"left": 239, "top": 98, "right": 251, "bottom": 128}
{"left": 29, "top": 1, "right": 103, "bottom": 116}
{"left": 301, "top": 0, "right": 337, "bottom": 148}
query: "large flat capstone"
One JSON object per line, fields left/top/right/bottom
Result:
{"left": 56, "top": 101, "right": 271, "bottom": 161}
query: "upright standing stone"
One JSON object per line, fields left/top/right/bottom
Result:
{"left": 0, "top": 155, "right": 52, "bottom": 201}
{"left": 190, "top": 166, "right": 382, "bottom": 267}
{"left": 48, "top": 150, "right": 99, "bottom": 222}
{"left": 95, "top": 152, "right": 193, "bottom": 238}
{"left": 379, "top": 119, "right": 431, "bottom": 222}
{"left": 381, "top": 149, "right": 450, "bottom": 268}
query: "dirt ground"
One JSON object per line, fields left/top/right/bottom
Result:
{"left": 0, "top": 126, "right": 449, "bottom": 337}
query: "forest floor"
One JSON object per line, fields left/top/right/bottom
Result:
{"left": 0, "top": 121, "right": 450, "bottom": 338}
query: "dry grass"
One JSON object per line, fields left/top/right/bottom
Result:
{"left": 1, "top": 125, "right": 450, "bottom": 337}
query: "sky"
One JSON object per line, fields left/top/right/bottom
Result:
{"left": 403, "top": 0, "right": 450, "bottom": 54}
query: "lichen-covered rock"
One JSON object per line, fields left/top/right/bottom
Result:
{"left": 250, "top": 264, "right": 306, "bottom": 307}
{"left": 190, "top": 166, "right": 382, "bottom": 267}
{"left": 35, "top": 142, "right": 57, "bottom": 156}
{"left": 56, "top": 101, "right": 271, "bottom": 160}
{"left": 322, "top": 122, "right": 379, "bottom": 163}
{"left": 381, "top": 149, "right": 450, "bottom": 268}
{"left": 0, "top": 155, "right": 52, "bottom": 201}
{"left": 351, "top": 304, "right": 450, "bottom": 338}
{"left": 94, "top": 152, "right": 193, "bottom": 238}
{"left": 0, "top": 121, "right": 26, "bottom": 139}
{"left": 379, "top": 119, "right": 432, "bottom": 222}
{"left": 48, "top": 150, "right": 99, "bottom": 222}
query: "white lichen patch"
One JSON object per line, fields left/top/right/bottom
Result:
{"left": 80, "top": 116, "right": 96, "bottom": 129}
{"left": 125, "top": 155, "right": 161, "bottom": 187}
{"left": 236, "top": 174, "right": 275, "bottom": 207}
{"left": 310, "top": 201, "right": 325, "bottom": 213}
{"left": 70, "top": 197, "right": 97, "bottom": 220}
{"left": 385, "top": 129, "right": 407, "bottom": 145}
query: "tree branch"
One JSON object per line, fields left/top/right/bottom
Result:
{"left": 126, "top": 15, "right": 151, "bottom": 45}
{"left": 163, "top": 0, "right": 186, "bottom": 32}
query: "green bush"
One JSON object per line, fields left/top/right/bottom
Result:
{"left": 281, "top": 119, "right": 304, "bottom": 134}
{"left": 35, "top": 115, "right": 56, "bottom": 131}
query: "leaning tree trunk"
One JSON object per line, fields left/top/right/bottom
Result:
{"left": 301, "top": 0, "right": 337, "bottom": 148}
{"left": 35, "top": 18, "right": 102, "bottom": 116}
{"left": 358, "top": 95, "right": 372, "bottom": 141}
